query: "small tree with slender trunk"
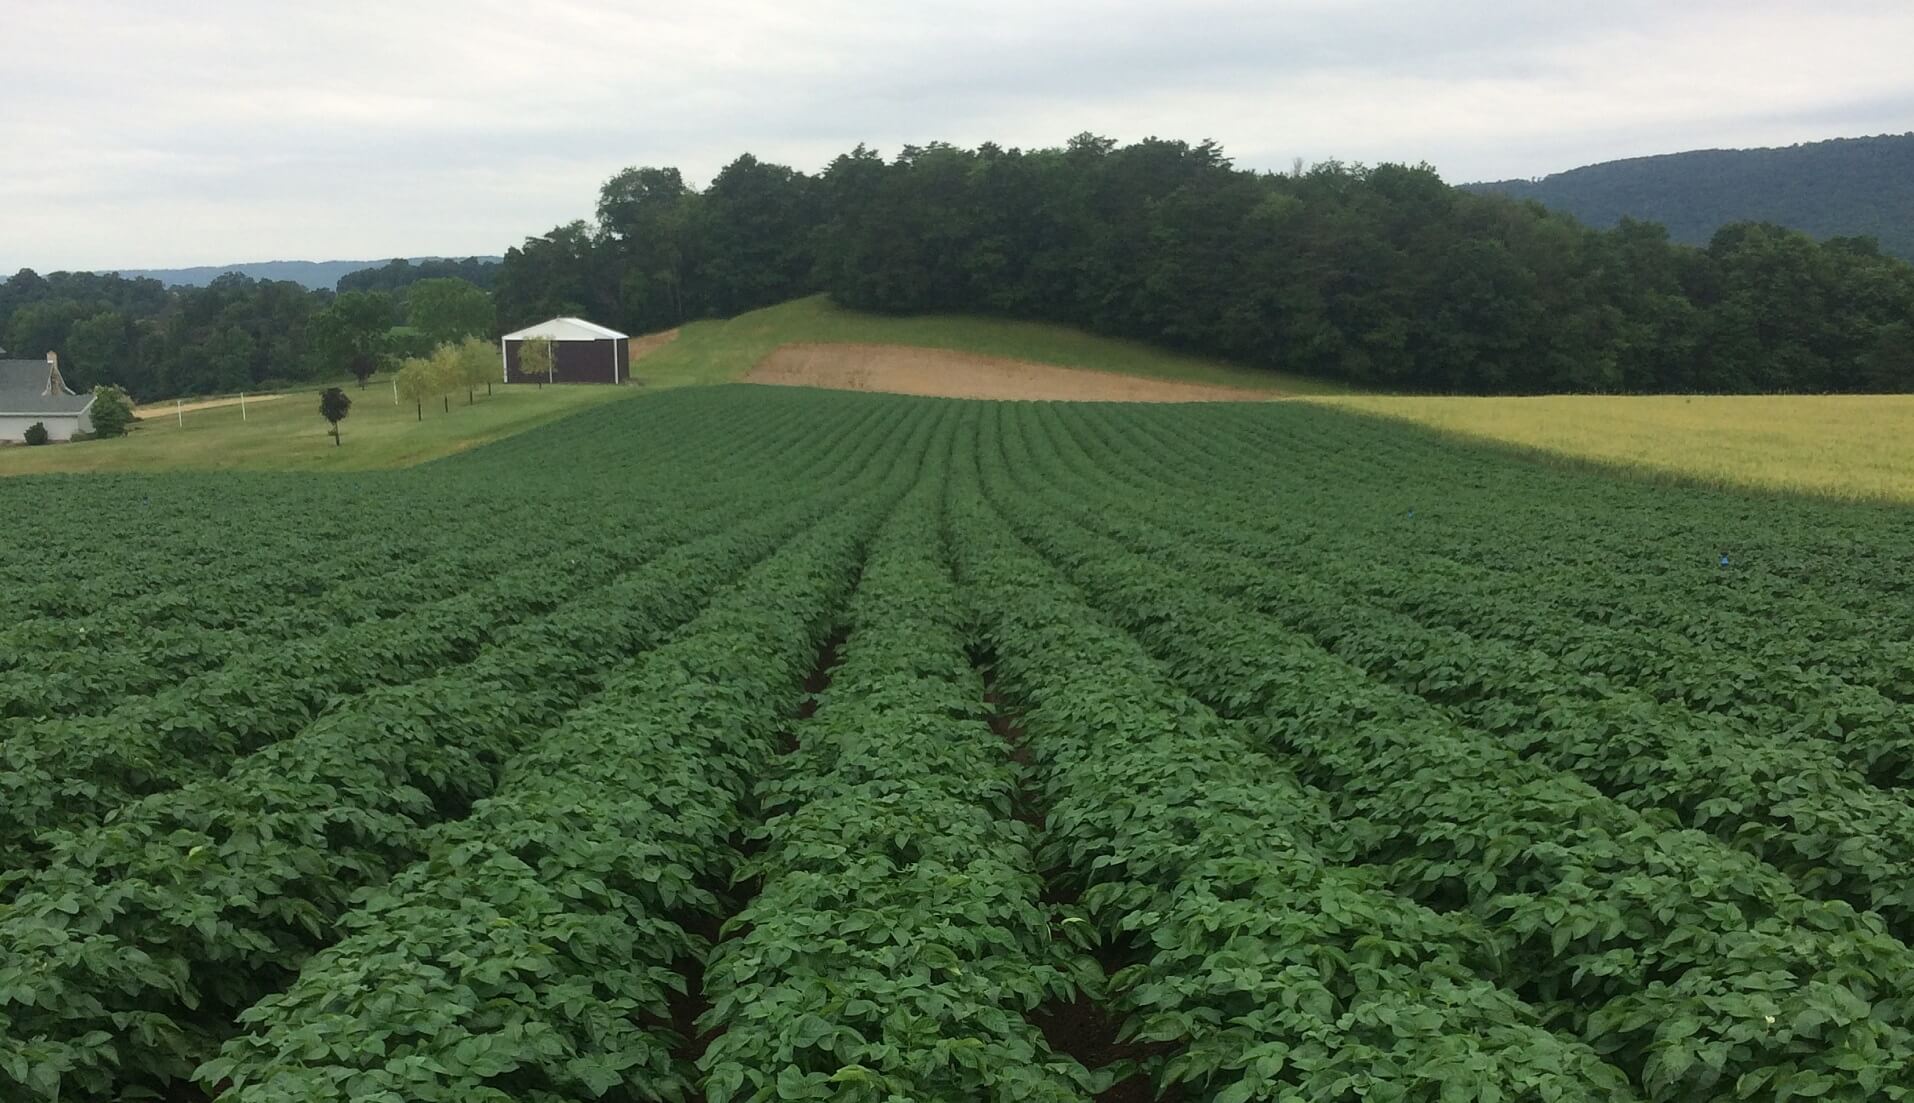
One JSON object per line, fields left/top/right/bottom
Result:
{"left": 319, "top": 387, "right": 351, "bottom": 445}
{"left": 517, "top": 336, "right": 555, "bottom": 389}
{"left": 450, "top": 336, "right": 496, "bottom": 401}
{"left": 425, "top": 345, "right": 462, "bottom": 412}
{"left": 396, "top": 360, "right": 432, "bottom": 421}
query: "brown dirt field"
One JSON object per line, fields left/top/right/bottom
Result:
{"left": 745, "top": 343, "right": 1278, "bottom": 403}
{"left": 136, "top": 394, "right": 285, "bottom": 418}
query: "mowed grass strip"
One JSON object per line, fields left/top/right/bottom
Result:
{"left": 1318, "top": 392, "right": 1914, "bottom": 505}
{"left": 0, "top": 383, "right": 633, "bottom": 476}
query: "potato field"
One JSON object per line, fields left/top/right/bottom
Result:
{"left": 5, "top": 386, "right": 1914, "bottom": 1103}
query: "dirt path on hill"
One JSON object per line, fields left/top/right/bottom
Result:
{"left": 745, "top": 343, "right": 1279, "bottom": 403}
{"left": 136, "top": 394, "right": 286, "bottom": 418}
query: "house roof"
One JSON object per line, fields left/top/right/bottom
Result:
{"left": 0, "top": 359, "right": 93, "bottom": 416}
{"left": 501, "top": 317, "right": 629, "bottom": 342}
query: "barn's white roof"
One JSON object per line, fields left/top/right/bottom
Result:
{"left": 501, "top": 317, "right": 629, "bottom": 342}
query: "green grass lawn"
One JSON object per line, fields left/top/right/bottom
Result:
{"left": 636, "top": 295, "right": 1350, "bottom": 394}
{"left": 0, "top": 383, "right": 633, "bottom": 476}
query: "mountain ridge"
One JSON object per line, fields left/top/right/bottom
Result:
{"left": 1464, "top": 133, "right": 1914, "bottom": 260}
{"left": 110, "top": 256, "right": 501, "bottom": 291}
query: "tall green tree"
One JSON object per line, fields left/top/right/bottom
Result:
{"left": 310, "top": 291, "right": 395, "bottom": 388}
{"left": 597, "top": 166, "right": 699, "bottom": 331}
{"left": 693, "top": 154, "right": 818, "bottom": 318}
{"left": 405, "top": 278, "right": 495, "bottom": 346}
{"left": 61, "top": 311, "right": 133, "bottom": 392}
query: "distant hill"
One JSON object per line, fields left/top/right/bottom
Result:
{"left": 111, "top": 256, "right": 501, "bottom": 291}
{"left": 1466, "top": 133, "right": 1914, "bottom": 260}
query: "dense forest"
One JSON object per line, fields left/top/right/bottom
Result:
{"left": 10, "top": 135, "right": 1914, "bottom": 399}
{"left": 497, "top": 135, "right": 1914, "bottom": 393}
{"left": 1468, "top": 134, "right": 1914, "bottom": 262}
{"left": 0, "top": 262, "right": 494, "bottom": 400}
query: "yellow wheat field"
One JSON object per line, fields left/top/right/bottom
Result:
{"left": 1316, "top": 394, "right": 1914, "bottom": 504}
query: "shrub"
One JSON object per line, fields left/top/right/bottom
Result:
{"left": 22, "top": 422, "right": 49, "bottom": 446}
{"left": 89, "top": 385, "right": 135, "bottom": 438}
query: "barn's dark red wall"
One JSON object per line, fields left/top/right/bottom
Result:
{"left": 503, "top": 338, "right": 628, "bottom": 384}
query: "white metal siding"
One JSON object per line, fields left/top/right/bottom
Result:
{"left": 0, "top": 413, "right": 88, "bottom": 442}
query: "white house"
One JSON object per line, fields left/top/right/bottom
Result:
{"left": 0, "top": 352, "right": 94, "bottom": 442}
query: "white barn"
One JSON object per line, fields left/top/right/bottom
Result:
{"left": 499, "top": 318, "right": 632, "bottom": 385}
{"left": 0, "top": 353, "right": 94, "bottom": 442}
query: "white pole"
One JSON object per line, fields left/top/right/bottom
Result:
{"left": 240, "top": 392, "right": 247, "bottom": 421}
{"left": 176, "top": 399, "right": 183, "bottom": 427}
{"left": 392, "top": 378, "right": 399, "bottom": 405}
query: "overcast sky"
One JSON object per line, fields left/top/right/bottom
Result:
{"left": 5, "top": 0, "right": 1911, "bottom": 272}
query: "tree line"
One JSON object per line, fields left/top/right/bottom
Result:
{"left": 497, "top": 135, "right": 1914, "bottom": 393}
{"left": 0, "top": 263, "right": 497, "bottom": 401}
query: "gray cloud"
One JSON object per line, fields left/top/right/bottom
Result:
{"left": 3, "top": 0, "right": 1910, "bottom": 270}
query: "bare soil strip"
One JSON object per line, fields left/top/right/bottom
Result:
{"left": 135, "top": 394, "right": 286, "bottom": 418}
{"left": 746, "top": 343, "right": 1277, "bottom": 403}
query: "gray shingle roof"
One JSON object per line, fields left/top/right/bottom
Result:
{"left": 0, "top": 360, "right": 94, "bottom": 415}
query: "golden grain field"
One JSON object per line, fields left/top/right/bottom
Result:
{"left": 1316, "top": 393, "right": 1914, "bottom": 504}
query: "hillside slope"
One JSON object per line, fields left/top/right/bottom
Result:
{"left": 635, "top": 295, "right": 1345, "bottom": 394}
{"left": 1466, "top": 133, "right": 1914, "bottom": 259}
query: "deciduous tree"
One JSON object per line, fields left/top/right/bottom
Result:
{"left": 517, "top": 336, "right": 555, "bottom": 389}
{"left": 310, "top": 291, "right": 395, "bottom": 389}
{"left": 395, "top": 359, "right": 433, "bottom": 421}
{"left": 447, "top": 336, "right": 496, "bottom": 401}
{"left": 406, "top": 278, "right": 495, "bottom": 346}
{"left": 318, "top": 386, "right": 351, "bottom": 445}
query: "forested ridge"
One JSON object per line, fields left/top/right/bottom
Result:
{"left": 1468, "top": 133, "right": 1914, "bottom": 263}
{"left": 9, "top": 135, "right": 1914, "bottom": 398}
{"left": 0, "top": 260, "right": 496, "bottom": 400}
{"left": 498, "top": 135, "right": 1914, "bottom": 393}
{"left": 109, "top": 256, "right": 500, "bottom": 292}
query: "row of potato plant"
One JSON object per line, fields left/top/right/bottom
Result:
{"left": 0, "top": 399, "right": 869, "bottom": 867}
{"left": 0, "top": 393, "right": 804, "bottom": 724}
{"left": 1195, "top": 399, "right": 1914, "bottom": 645}
{"left": 1, "top": 522, "right": 634, "bottom": 723}
{"left": 1163, "top": 405, "right": 1914, "bottom": 773}
{"left": 1017, "top": 401, "right": 1914, "bottom": 934}
{"left": 946, "top": 418, "right": 1640, "bottom": 1103}
{"left": 700, "top": 462, "right": 1097, "bottom": 1102}
{"left": 0, "top": 404, "right": 922, "bottom": 1101}
{"left": 195, "top": 405, "right": 940, "bottom": 1103}
{"left": 0, "top": 513, "right": 704, "bottom": 867}
{"left": 975, "top": 411, "right": 1914, "bottom": 1102}
{"left": 1083, "top": 399, "right": 1914, "bottom": 721}
{"left": 0, "top": 385, "right": 782, "bottom": 661}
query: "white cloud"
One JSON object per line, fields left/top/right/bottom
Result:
{"left": 2, "top": 0, "right": 1909, "bottom": 269}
